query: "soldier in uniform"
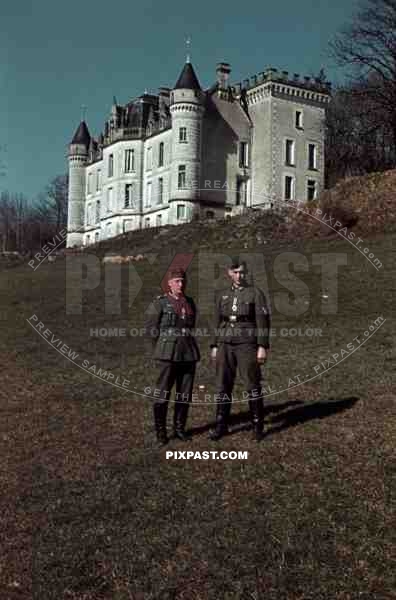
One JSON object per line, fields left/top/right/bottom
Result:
{"left": 145, "top": 267, "right": 200, "bottom": 445}
{"left": 209, "top": 257, "right": 271, "bottom": 441}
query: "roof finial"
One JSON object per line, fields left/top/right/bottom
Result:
{"left": 186, "top": 35, "right": 191, "bottom": 63}
{"left": 81, "top": 104, "right": 87, "bottom": 122}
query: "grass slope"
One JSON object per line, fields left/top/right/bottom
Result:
{"left": 0, "top": 226, "right": 395, "bottom": 599}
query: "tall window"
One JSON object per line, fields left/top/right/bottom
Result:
{"left": 86, "top": 203, "right": 92, "bottom": 225}
{"left": 144, "top": 217, "right": 150, "bottom": 228}
{"left": 179, "top": 127, "right": 187, "bottom": 143}
{"left": 146, "top": 147, "right": 152, "bottom": 170}
{"left": 156, "top": 214, "right": 162, "bottom": 227}
{"left": 125, "top": 183, "right": 134, "bottom": 208}
{"left": 178, "top": 165, "right": 186, "bottom": 189}
{"left": 96, "top": 201, "right": 100, "bottom": 222}
{"left": 106, "top": 222, "right": 112, "bottom": 238}
{"left": 125, "top": 149, "right": 135, "bottom": 172}
{"left": 95, "top": 232, "right": 100, "bottom": 243}
{"left": 295, "top": 110, "right": 303, "bottom": 129}
{"left": 87, "top": 173, "right": 92, "bottom": 194}
{"left": 285, "top": 139, "right": 295, "bottom": 166}
{"left": 177, "top": 204, "right": 186, "bottom": 219}
{"left": 158, "top": 142, "right": 164, "bottom": 167}
{"left": 239, "top": 142, "right": 249, "bottom": 167}
{"left": 284, "top": 176, "right": 294, "bottom": 200}
{"left": 157, "top": 178, "right": 163, "bottom": 204}
{"left": 107, "top": 187, "right": 113, "bottom": 212}
{"left": 145, "top": 182, "right": 152, "bottom": 207}
{"left": 86, "top": 234, "right": 90, "bottom": 245}
{"left": 96, "top": 169, "right": 101, "bottom": 191}
{"left": 307, "top": 179, "right": 317, "bottom": 200}
{"left": 108, "top": 154, "right": 114, "bottom": 178}
{"left": 308, "top": 144, "right": 317, "bottom": 170}
{"left": 236, "top": 179, "right": 247, "bottom": 206}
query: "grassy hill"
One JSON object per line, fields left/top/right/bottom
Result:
{"left": 1, "top": 176, "right": 395, "bottom": 599}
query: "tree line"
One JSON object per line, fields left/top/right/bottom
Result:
{"left": 0, "top": 175, "right": 68, "bottom": 253}
{"left": 326, "top": 0, "right": 396, "bottom": 185}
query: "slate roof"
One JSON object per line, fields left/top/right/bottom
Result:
{"left": 174, "top": 61, "right": 201, "bottom": 90}
{"left": 71, "top": 121, "right": 91, "bottom": 146}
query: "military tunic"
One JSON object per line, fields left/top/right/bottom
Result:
{"left": 211, "top": 284, "right": 270, "bottom": 349}
{"left": 145, "top": 293, "right": 200, "bottom": 405}
{"left": 211, "top": 283, "right": 271, "bottom": 427}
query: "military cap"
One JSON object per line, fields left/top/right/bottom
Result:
{"left": 167, "top": 266, "right": 186, "bottom": 280}
{"left": 228, "top": 256, "right": 248, "bottom": 270}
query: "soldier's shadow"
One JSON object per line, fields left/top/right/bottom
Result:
{"left": 190, "top": 397, "right": 359, "bottom": 438}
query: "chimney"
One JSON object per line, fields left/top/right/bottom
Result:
{"left": 158, "top": 86, "right": 170, "bottom": 118}
{"left": 159, "top": 86, "right": 171, "bottom": 97}
{"left": 216, "top": 62, "right": 231, "bottom": 90}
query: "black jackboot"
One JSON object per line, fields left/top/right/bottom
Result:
{"left": 249, "top": 397, "right": 264, "bottom": 442}
{"left": 153, "top": 402, "right": 169, "bottom": 446}
{"left": 209, "top": 400, "right": 231, "bottom": 441}
{"left": 173, "top": 401, "right": 191, "bottom": 441}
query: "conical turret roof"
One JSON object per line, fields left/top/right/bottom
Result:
{"left": 71, "top": 121, "right": 91, "bottom": 147}
{"left": 174, "top": 61, "right": 201, "bottom": 91}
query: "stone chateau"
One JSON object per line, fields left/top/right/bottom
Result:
{"left": 66, "top": 59, "right": 331, "bottom": 247}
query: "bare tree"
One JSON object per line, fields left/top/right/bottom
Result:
{"left": 36, "top": 174, "right": 68, "bottom": 229}
{"left": 0, "top": 191, "right": 35, "bottom": 252}
{"left": 330, "top": 0, "right": 396, "bottom": 164}
{"left": 325, "top": 78, "right": 396, "bottom": 186}
{"left": 0, "top": 191, "right": 14, "bottom": 252}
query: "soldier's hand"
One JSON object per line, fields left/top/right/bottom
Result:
{"left": 257, "top": 346, "right": 267, "bottom": 364}
{"left": 210, "top": 347, "right": 218, "bottom": 364}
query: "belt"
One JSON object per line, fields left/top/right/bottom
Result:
{"left": 221, "top": 316, "right": 255, "bottom": 324}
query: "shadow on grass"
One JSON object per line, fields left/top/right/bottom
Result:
{"left": 265, "top": 396, "right": 359, "bottom": 437}
{"left": 189, "top": 397, "right": 359, "bottom": 438}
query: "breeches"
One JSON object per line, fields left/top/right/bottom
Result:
{"left": 154, "top": 361, "right": 196, "bottom": 406}
{"left": 216, "top": 343, "right": 261, "bottom": 400}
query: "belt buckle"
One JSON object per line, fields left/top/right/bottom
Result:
{"left": 229, "top": 315, "right": 237, "bottom": 322}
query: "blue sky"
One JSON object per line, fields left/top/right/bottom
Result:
{"left": 1, "top": 0, "right": 356, "bottom": 200}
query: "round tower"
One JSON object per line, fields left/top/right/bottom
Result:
{"left": 169, "top": 60, "right": 204, "bottom": 221}
{"left": 66, "top": 121, "right": 91, "bottom": 247}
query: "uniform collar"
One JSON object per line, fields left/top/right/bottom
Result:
{"left": 167, "top": 291, "right": 184, "bottom": 301}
